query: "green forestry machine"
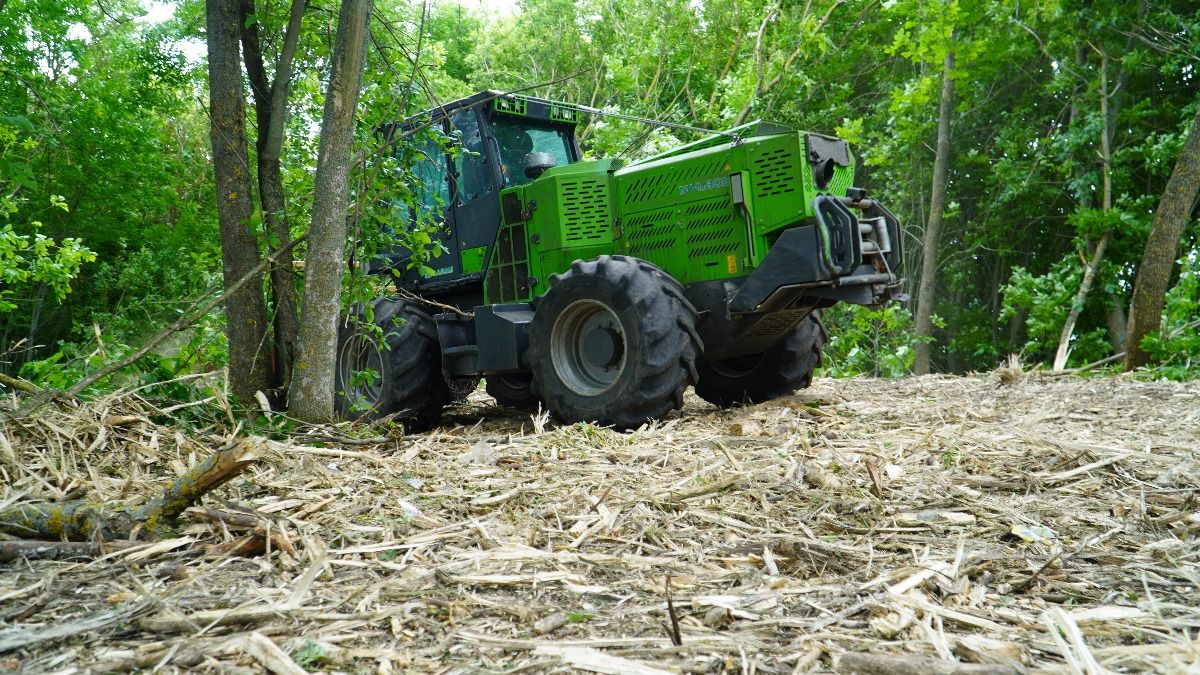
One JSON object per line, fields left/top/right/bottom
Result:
{"left": 336, "top": 90, "right": 904, "bottom": 428}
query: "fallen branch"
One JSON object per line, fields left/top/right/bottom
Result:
{"left": 1043, "top": 351, "right": 1126, "bottom": 377}
{"left": 0, "top": 437, "right": 263, "bottom": 541}
{"left": 0, "top": 539, "right": 141, "bottom": 563}
{"left": 0, "top": 372, "right": 38, "bottom": 394}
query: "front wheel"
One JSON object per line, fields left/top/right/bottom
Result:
{"left": 527, "top": 256, "right": 701, "bottom": 429}
{"left": 334, "top": 298, "right": 451, "bottom": 429}
{"left": 694, "top": 311, "right": 827, "bottom": 407}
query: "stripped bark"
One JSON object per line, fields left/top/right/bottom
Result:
{"left": 0, "top": 438, "right": 262, "bottom": 541}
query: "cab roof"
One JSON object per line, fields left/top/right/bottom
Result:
{"left": 396, "top": 90, "right": 582, "bottom": 132}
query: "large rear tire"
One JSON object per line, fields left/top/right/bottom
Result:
{"left": 527, "top": 256, "right": 701, "bottom": 429}
{"left": 694, "top": 311, "right": 827, "bottom": 407}
{"left": 334, "top": 298, "right": 451, "bottom": 429}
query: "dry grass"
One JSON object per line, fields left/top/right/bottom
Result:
{"left": 2, "top": 372, "right": 1199, "bottom": 673}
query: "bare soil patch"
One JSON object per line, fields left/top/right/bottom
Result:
{"left": 2, "top": 373, "right": 1199, "bottom": 673}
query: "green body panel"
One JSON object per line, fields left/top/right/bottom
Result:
{"left": 461, "top": 246, "right": 488, "bottom": 274}
{"left": 482, "top": 129, "right": 856, "bottom": 304}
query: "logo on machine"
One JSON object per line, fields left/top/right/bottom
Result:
{"left": 678, "top": 175, "right": 730, "bottom": 196}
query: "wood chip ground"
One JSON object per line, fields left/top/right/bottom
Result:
{"left": 1, "top": 373, "right": 1198, "bottom": 673}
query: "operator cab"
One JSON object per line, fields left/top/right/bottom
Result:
{"left": 374, "top": 91, "right": 583, "bottom": 307}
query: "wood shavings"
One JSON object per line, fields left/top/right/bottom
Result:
{"left": 1, "top": 374, "right": 1198, "bottom": 672}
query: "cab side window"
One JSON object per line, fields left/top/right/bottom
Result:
{"left": 450, "top": 109, "right": 488, "bottom": 204}
{"left": 411, "top": 131, "right": 450, "bottom": 217}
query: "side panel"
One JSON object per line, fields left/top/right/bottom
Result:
{"left": 483, "top": 161, "right": 618, "bottom": 303}
{"left": 613, "top": 144, "right": 750, "bottom": 283}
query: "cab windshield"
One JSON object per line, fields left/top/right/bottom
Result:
{"left": 492, "top": 118, "right": 573, "bottom": 187}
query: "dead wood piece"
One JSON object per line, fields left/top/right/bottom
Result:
{"left": 139, "top": 607, "right": 380, "bottom": 634}
{"left": 189, "top": 506, "right": 265, "bottom": 529}
{"left": 203, "top": 530, "right": 292, "bottom": 558}
{"left": 138, "top": 606, "right": 294, "bottom": 634}
{"left": 836, "top": 653, "right": 1020, "bottom": 675}
{"left": 0, "top": 438, "right": 263, "bottom": 541}
{"left": 664, "top": 576, "right": 683, "bottom": 646}
{"left": 0, "top": 539, "right": 140, "bottom": 563}
{"left": 649, "top": 475, "right": 742, "bottom": 502}
{"left": 533, "top": 612, "right": 572, "bottom": 636}
{"left": 0, "top": 372, "right": 38, "bottom": 394}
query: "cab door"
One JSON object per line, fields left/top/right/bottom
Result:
{"left": 376, "top": 119, "right": 458, "bottom": 288}
{"left": 447, "top": 107, "right": 502, "bottom": 281}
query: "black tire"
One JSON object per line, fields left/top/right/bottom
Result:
{"left": 334, "top": 298, "right": 451, "bottom": 429}
{"left": 527, "top": 255, "right": 701, "bottom": 429}
{"left": 485, "top": 373, "right": 540, "bottom": 410}
{"left": 694, "top": 311, "right": 827, "bottom": 407}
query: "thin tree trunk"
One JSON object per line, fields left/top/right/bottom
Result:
{"left": 1125, "top": 103, "right": 1200, "bottom": 369}
{"left": 287, "top": 0, "right": 372, "bottom": 422}
{"left": 1054, "top": 51, "right": 1114, "bottom": 371}
{"left": 24, "top": 283, "right": 46, "bottom": 365}
{"left": 206, "top": 0, "right": 273, "bottom": 402}
{"left": 239, "top": 0, "right": 307, "bottom": 401}
{"left": 1053, "top": 233, "right": 1110, "bottom": 370}
{"left": 912, "top": 47, "right": 955, "bottom": 375}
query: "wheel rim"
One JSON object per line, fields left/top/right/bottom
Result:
{"left": 550, "top": 299, "right": 627, "bottom": 396}
{"left": 338, "top": 330, "right": 385, "bottom": 409}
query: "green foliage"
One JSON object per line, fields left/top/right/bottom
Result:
{"left": 821, "top": 305, "right": 919, "bottom": 378}
{"left": 1001, "top": 262, "right": 1078, "bottom": 357}
{"left": 19, "top": 309, "right": 227, "bottom": 396}
{"left": 0, "top": 222, "right": 95, "bottom": 313}
{"left": 0, "top": 120, "right": 96, "bottom": 313}
{"left": 1, "top": 0, "right": 216, "bottom": 382}
{"left": 292, "top": 640, "right": 329, "bottom": 670}
{"left": 2, "top": 0, "right": 1197, "bottom": 392}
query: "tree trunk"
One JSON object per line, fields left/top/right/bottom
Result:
{"left": 912, "top": 47, "right": 955, "bottom": 375}
{"left": 1125, "top": 103, "right": 1200, "bottom": 370}
{"left": 206, "top": 0, "right": 273, "bottom": 402}
{"left": 287, "top": 0, "right": 372, "bottom": 422}
{"left": 1054, "top": 51, "right": 1115, "bottom": 371}
{"left": 239, "top": 0, "right": 307, "bottom": 401}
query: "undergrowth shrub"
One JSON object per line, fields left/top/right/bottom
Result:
{"left": 821, "top": 304, "right": 918, "bottom": 378}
